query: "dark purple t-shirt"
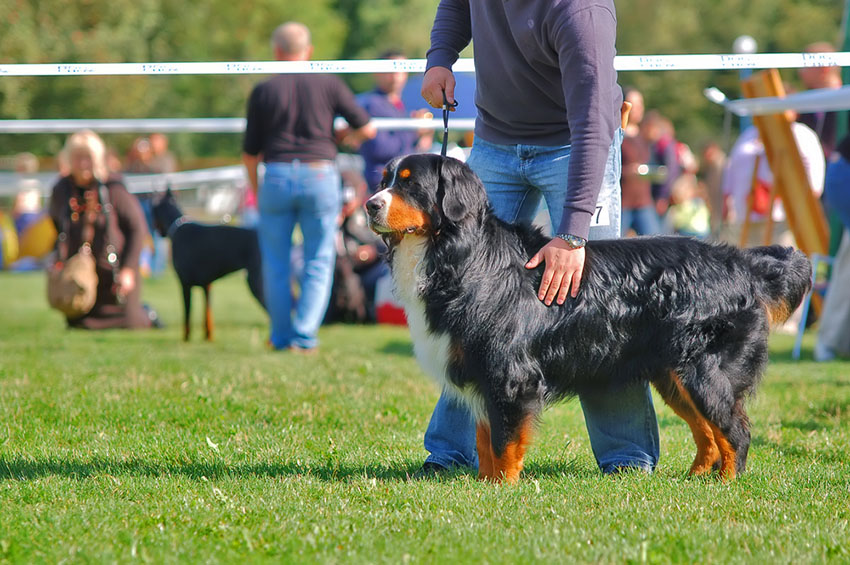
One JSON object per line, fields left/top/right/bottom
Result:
{"left": 243, "top": 73, "right": 370, "bottom": 163}
{"left": 426, "top": 0, "right": 623, "bottom": 238}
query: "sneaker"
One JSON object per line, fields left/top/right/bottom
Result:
{"left": 814, "top": 342, "right": 837, "bottom": 362}
{"left": 411, "top": 461, "right": 451, "bottom": 480}
{"left": 606, "top": 464, "right": 654, "bottom": 476}
{"left": 287, "top": 345, "right": 317, "bottom": 356}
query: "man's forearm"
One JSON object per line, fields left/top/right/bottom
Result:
{"left": 242, "top": 153, "right": 260, "bottom": 195}
{"left": 425, "top": 0, "right": 472, "bottom": 72}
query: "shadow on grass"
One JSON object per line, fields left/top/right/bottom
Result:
{"left": 0, "top": 456, "right": 431, "bottom": 483}
{"left": 0, "top": 455, "right": 605, "bottom": 483}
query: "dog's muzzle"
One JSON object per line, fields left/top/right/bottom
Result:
{"left": 365, "top": 192, "right": 392, "bottom": 233}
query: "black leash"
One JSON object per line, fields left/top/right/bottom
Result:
{"left": 440, "top": 89, "right": 458, "bottom": 158}
{"left": 435, "top": 89, "right": 458, "bottom": 235}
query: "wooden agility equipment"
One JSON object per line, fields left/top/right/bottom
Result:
{"left": 740, "top": 69, "right": 829, "bottom": 255}
{"left": 621, "top": 100, "right": 632, "bottom": 129}
{"left": 740, "top": 69, "right": 830, "bottom": 314}
{"left": 739, "top": 154, "right": 778, "bottom": 247}
{"left": 740, "top": 154, "right": 780, "bottom": 247}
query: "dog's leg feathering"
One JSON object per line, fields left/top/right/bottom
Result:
{"left": 489, "top": 416, "right": 535, "bottom": 484}
{"left": 476, "top": 423, "right": 495, "bottom": 481}
{"left": 654, "top": 372, "right": 721, "bottom": 476}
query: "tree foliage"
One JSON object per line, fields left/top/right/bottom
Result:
{"left": 0, "top": 0, "right": 844, "bottom": 159}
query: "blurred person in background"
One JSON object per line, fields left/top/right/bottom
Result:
{"left": 125, "top": 137, "right": 154, "bottom": 173}
{"left": 621, "top": 90, "right": 662, "bottom": 236}
{"left": 721, "top": 115, "right": 824, "bottom": 247}
{"left": 358, "top": 50, "right": 434, "bottom": 192}
{"left": 148, "top": 133, "right": 178, "bottom": 174}
{"left": 242, "top": 21, "right": 375, "bottom": 353}
{"left": 815, "top": 135, "right": 850, "bottom": 362}
{"left": 797, "top": 41, "right": 846, "bottom": 160}
{"left": 49, "top": 130, "right": 157, "bottom": 329}
{"left": 698, "top": 142, "right": 727, "bottom": 238}
{"left": 668, "top": 173, "right": 710, "bottom": 239}
{"left": 622, "top": 86, "right": 644, "bottom": 138}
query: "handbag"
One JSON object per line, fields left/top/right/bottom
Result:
{"left": 47, "top": 183, "right": 119, "bottom": 318}
{"left": 47, "top": 242, "right": 98, "bottom": 317}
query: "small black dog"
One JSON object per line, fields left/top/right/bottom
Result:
{"left": 366, "top": 154, "right": 812, "bottom": 483}
{"left": 152, "top": 188, "right": 265, "bottom": 341}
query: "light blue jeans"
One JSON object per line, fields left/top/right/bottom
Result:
{"left": 424, "top": 131, "right": 660, "bottom": 473}
{"left": 622, "top": 204, "right": 662, "bottom": 236}
{"left": 258, "top": 161, "right": 340, "bottom": 350}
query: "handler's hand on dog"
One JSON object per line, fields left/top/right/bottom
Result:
{"left": 421, "top": 66, "right": 456, "bottom": 109}
{"left": 526, "top": 238, "right": 585, "bottom": 305}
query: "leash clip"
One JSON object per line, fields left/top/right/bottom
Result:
{"left": 440, "top": 90, "right": 458, "bottom": 158}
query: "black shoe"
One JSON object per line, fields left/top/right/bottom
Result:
{"left": 411, "top": 461, "right": 450, "bottom": 480}
{"left": 605, "top": 464, "right": 653, "bottom": 476}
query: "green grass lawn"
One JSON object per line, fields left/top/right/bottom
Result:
{"left": 1, "top": 269, "right": 849, "bottom": 564}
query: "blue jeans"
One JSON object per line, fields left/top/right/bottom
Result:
{"left": 258, "top": 161, "right": 341, "bottom": 350}
{"left": 424, "top": 132, "right": 660, "bottom": 473}
{"left": 622, "top": 205, "right": 662, "bottom": 236}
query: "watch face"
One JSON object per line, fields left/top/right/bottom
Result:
{"left": 558, "top": 234, "right": 586, "bottom": 248}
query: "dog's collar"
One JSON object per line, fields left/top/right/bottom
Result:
{"left": 166, "top": 215, "right": 190, "bottom": 238}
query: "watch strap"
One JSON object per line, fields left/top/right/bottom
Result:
{"left": 555, "top": 233, "right": 587, "bottom": 249}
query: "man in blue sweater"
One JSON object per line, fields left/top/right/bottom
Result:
{"left": 358, "top": 51, "right": 434, "bottom": 192}
{"left": 418, "top": 0, "right": 660, "bottom": 476}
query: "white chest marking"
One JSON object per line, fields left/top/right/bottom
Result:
{"left": 392, "top": 237, "right": 486, "bottom": 422}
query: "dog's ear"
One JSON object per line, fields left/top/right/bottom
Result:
{"left": 165, "top": 186, "right": 174, "bottom": 199}
{"left": 438, "top": 157, "right": 485, "bottom": 223}
{"left": 380, "top": 156, "right": 404, "bottom": 190}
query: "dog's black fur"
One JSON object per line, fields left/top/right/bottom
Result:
{"left": 365, "top": 153, "right": 812, "bottom": 482}
{"left": 152, "top": 189, "right": 265, "bottom": 341}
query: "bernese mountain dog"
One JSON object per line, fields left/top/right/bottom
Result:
{"left": 365, "top": 153, "right": 812, "bottom": 483}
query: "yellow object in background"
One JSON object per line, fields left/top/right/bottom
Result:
{"left": 18, "top": 213, "right": 57, "bottom": 259}
{"left": 0, "top": 212, "right": 20, "bottom": 269}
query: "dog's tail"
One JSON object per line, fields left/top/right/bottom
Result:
{"left": 743, "top": 245, "right": 812, "bottom": 325}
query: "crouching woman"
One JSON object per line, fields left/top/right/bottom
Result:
{"left": 48, "top": 130, "right": 154, "bottom": 329}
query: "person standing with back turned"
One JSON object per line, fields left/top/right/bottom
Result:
{"left": 417, "top": 0, "right": 660, "bottom": 476}
{"left": 243, "top": 22, "right": 376, "bottom": 353}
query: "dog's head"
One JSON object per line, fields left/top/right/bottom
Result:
{"left": 364, "top": 154, "right": 487, "bottom": 244}
{"left": 151, "top": 187, "right": 183, "bottom": 237}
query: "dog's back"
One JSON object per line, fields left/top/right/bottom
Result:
{"left": 151, "top": 190, "right": 263, "bottom": 289}
{"left": 170, "top": 223, "right": 262, "bottom": 287}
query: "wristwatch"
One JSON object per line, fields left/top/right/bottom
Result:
{"left": 555, "top": 233, "right": 587, "bottom": 249}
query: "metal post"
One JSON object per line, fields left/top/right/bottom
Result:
{"left": 734, "top": 35, "right": 758, "bottom": 131}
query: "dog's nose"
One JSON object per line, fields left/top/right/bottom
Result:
{"left": 365, "top": 197, "right": 384, "bottom": 215}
